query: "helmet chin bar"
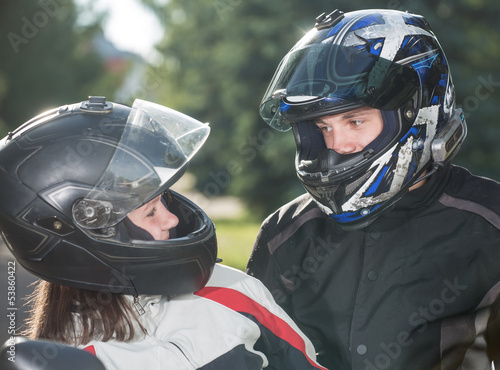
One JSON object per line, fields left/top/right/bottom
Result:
{"left": 299, "top": 148, "right": 375, "bottom": 174}
{"left": 298, "top": 147, "right": 377, "bottom": 217}
{"left": 303, "top": 183, "right": 342, "bottom": 214}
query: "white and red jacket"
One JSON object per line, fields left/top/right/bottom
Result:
{"left": 81, "top": 264, "right": 327, "bottom": 369}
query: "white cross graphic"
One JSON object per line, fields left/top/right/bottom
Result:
{"left": 343, "top": 11, "right": 433, "bottom": 62}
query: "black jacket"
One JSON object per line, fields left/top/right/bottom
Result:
{"left": 247, "top": 165, "right": 500, "bottom": 370}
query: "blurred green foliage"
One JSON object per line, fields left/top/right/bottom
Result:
{"left": 140, "top": 0, "right": 500, "bottom": 220}
{"left": 0, "top": 0, "right": 122, "bottom": 132}
{"left": 214, "top": 217, "right": 261, "bottom": 271}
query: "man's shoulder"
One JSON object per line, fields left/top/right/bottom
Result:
{"left": 258, "top": 193, "right": 333, "bottom": 250}
{"left": 441, "top": 165, "right": 500, "bottom": 229}
{"left": 262, "top": 193, "right": 327, "bottom": 228}
{"left": 448, "top": 165, "right": 500, "bottom": 190}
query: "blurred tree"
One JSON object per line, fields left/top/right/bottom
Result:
{"left": 0, "top": 0, "right": 122, "bottom": 133}
{"left": 142, "top": 0, "right": 500, "bottom": 220}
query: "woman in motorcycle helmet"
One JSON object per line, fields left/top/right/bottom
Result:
{"left": 0, "top": 97, "right": 326, "bottom": 370}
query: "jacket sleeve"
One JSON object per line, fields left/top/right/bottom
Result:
{"left": 249, "top": 273, "right": 327, "bottom": 370}
{"left": 246, "top": 221, "right": 293, "bottom": 315}
{"left": 199, "top": 265, "right": 328, "bottom": 369}
{"left": 81, "top": 339, "right": 197, "bottom": 370}
{"left": 487, "top": 291, "right": 500, "bottom": 365}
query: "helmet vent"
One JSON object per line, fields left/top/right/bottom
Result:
{"left": 315, "top": 9, "right": 345, "bottom": 30}
{"left": 345, "top": 170, "right": 373, "bottom": 196}
{"left": 36, "top": 217, "right": 74, "bottom": 236}
{"left": 80, "top": 96, "right": 113, "bottom": 113}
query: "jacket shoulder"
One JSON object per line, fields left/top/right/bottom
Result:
{"left": 440, "top": 165, "right": 500, "bottom": 229}
{"left": 256, "top": 194, "right": 332, "bottom": 256}
{"left": 207, "top": 264, "right": 268, "bottom": 299}
{"left": 262, "top": 193, "right": 328, "bottom": 232}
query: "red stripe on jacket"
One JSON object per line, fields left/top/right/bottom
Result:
{"left": 195, "top": 286, "right": 327, "bottom": 370}
{"left": 83, "top": 345, "right": 96, "bottom": 356}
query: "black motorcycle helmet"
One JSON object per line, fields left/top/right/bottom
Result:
{"left": 0, "top": 97, "right": 217, "bottom": 296}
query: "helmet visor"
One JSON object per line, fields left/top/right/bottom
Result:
{"left": 260, "top": 29, "right": 420, "bottom": 131}
{"left": 73, "top": 99, "right": 210, "bottom": 229}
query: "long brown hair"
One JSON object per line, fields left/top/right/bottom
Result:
{"left": 24, "top": 280, "right": 144, "bottom": 345}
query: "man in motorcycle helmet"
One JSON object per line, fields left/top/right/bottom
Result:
{"left": 247, "top": 9, "right": 500, "bottom": 369}
{"left": 0, "top": 97, "right": 326, "bottom": 370}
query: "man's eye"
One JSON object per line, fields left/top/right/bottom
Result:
{"left": 317, "top": 126, "right": 332, "bottom": 133}
{"left": 147, "top": 208, "right": 156, "bottom": 217}
{"left": 350, "top": 120, "right": 363, "bottom": 126}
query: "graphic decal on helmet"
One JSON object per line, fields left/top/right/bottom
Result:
{"left": 341, "top": 12, "right": 433, "bottom": 62}
{"left": 260, "top": 9, "right": 467, "bottom": 229}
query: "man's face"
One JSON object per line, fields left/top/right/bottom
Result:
{"left": 314, "top": 106, "right": 383, "bottom": 153}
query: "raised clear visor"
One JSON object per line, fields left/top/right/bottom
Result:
{"left": 259, "top": 28, "right": 420, "bottom": 131}
{"left": 73, "top": 99, "right": 210, "bottom": 229}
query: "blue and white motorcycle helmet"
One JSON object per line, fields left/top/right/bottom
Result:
{"left": 259, "top": 9, "right": 466, "bottom": 229}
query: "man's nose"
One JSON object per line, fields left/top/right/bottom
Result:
{"left": 325, "top": 128, "right": 357, "bottom": 154}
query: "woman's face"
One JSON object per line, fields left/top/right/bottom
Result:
{"left": 127, "top": 195, "right": 179, "bottom": 240}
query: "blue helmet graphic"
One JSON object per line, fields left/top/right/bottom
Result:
{"left": 260, "top": 9, "right": 466, "bottom": 229}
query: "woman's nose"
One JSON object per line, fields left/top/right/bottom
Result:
{"left": 160, "top": 205, "right": 179, "bottom": 230}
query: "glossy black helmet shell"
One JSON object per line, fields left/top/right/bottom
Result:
{"left": 0, "top": 97, "right": 217, "bottom": 296}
